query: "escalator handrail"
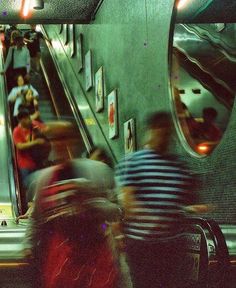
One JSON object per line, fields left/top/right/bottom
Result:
{"left": 184, "top": 217, "right": 230, "bottom": 269}
{"left": 39, "top": 25, "right": 93, "bottom": 154}
{"left": 184, "top": 24, "right": 236, "bottom": 61}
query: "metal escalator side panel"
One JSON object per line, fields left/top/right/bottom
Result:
{"left": 0, "top": 43, "right": 21, "bottom": 218}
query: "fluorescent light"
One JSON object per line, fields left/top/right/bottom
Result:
{"left": 21, "top": 0, "right": 31, "bottom": 17}
{"left": 177, "top": 0, "right": 188, "bottom": 9}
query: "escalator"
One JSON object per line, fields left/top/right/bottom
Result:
{"left": 0, "top": 37, "right": 34, "bottom": 288}
{"left": 173, "top": 24, "right": 236, "bottom": 110}
{"left": 0, "top": 27, "right": 93, "bottom": 287}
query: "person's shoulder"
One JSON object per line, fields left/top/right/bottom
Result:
{"left": 9, "top": 86, "right": 18, "bottom": 93}
{"left": 116, "top": 149, "right": 152, "bottom": 169}
{"left": 13, "top": 125, "right": 22, "bottom": 136}
{"left": 72, "top": 158, "right": 112, "bottom": 171}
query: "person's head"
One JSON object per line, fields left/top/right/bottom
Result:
{"left": 17, "top": 109, "right": 31, "bottom": 128}
{"left": 87, "top": 146, "right": 113, "bottom": 168}
{"left": 15, "top": 74, "right": 25, "bottom": 87}
{"left": 10, "top": 30, "right": 20, "bottom": 44}
{"left": 14, "top": 35, "right": 24, "bottom": 48}
{"left": 23, "top": 89, "right": 34, "bottom": 103}
{"left": 30, "top": 24, "right": 37, "bottom": 31}
{"left": 202, "top": 107, "right": 218, "bottom": 123}
{"left": 145, "top": 111, "right": 173, "bottom": 153}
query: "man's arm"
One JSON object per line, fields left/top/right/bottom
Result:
{"left": 184, "top": 204, "right": 215, "bottom": 214}
{"left": 15, "top": 138, "right": 46, "bottom": 150}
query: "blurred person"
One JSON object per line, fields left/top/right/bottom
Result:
{"left": 199, "top": 107, "right": 222, "bottom": 142}
{"left": 115, "top": 111, "right": 209, "bottom": 288}
{"left": 8, "top": 73, "right": 39, "bottom": 103}
{"left": 13, "top": 109, "right": 49, "bottom": 182}
{"left": 17, "top": 89, "right": 40, "bottom": 121}
{"left": 24, "top": 24, "right": 51, "bottom": 73}
{"left": 3, "top": 24, "right": 21, "bottom": 55}
{"left": 8, "top": 74, "right": 39, "bottom": 125}
{"left": 20, "top": 147, "right": 114, "bottom": 221}
{"left": 0, "top": 34, "right": 30, "bottom": 90}
{"left": 25, "top": 158, "right": 121, "bottom": 288}
{"left": 13, "top": 109, "right": 50, "bottom": 211}
{"left": 13, "top": 110, "right": 75, "bottom": 207}
{"left": 88, "top": 146, "right": 114, "bottom": 169}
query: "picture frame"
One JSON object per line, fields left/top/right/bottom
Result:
{"left": 78, "top": 33, "right": 83, "bottom": 72}
{"left": 124, "top": 118, "right": 136, "bottom": 154}
{"left": 108, "top": 89, "right": 118, "bottom": 139}
{"left": 69, "top": 24, "right": 76, "bottom": 58}
{"left": 63, "top": 24, "right": 69, "bottom": 45}
{"left": 95, "top": 66, "right": 104, "bottom": 112}
{"left": 85, "top": 50, "right": 93, "bottom": 91}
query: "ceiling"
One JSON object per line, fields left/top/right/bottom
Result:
{"left": 0, "top": 0, "right": 103, "bottom": 24}
{"left": 176, "top": 0, "right": 236, "bottom": 23}
{"left": 1, "top": 0, "right": 236, "bottom": 25}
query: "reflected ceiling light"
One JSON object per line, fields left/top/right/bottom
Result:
{"left": 21, "top": 0, "right": 32, "bottom": 17}
{"left": 33, "top": 0, "right": 44, "bottom": 10}
{"left": 177, "top": 0, "right": 188, "bottom": 9}
{"left": 197, "top": 143, "right": 209, "bottom": 154}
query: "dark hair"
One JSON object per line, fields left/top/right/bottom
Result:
{"left": 87, "top": 146, "right": 113, "bottom": 168}
{"left": 146, "top": 111, "right": 172, "bottom": 129}
{"left": 17, "top": 108, "right": 30, "bottom": 121}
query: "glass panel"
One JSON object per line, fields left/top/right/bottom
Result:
{"left": 170, "top": 0, "right": 236, "bottom": 155}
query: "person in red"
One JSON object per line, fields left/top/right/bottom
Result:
{"left": 25, "top": 158, "right": 121, "bottom": 288}
{"left": 13, "top": 109, "right": 49, "bottom": 187}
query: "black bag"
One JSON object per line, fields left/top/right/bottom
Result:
{"left": 29, "top": 126, "right": 52, "bottom": 168}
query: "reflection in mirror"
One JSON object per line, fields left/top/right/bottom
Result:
{"left": 170, "top": 0, "right": 236, "bottom": 155}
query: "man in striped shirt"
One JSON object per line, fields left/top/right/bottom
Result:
{"left": 115, "top": 112, "right": 199, "bottom": 288}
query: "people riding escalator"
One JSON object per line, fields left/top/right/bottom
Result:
{"left": 12, "top": 109, "right": 51, "bottom": 212}
{"left": 24, "top": 24, "right": 52, "bottom": 75}
{"left": 1, "top": 34, "right": 30, "bottom": 91}
{"left": 8, "top": 73, "right": 39, "bottom": 126}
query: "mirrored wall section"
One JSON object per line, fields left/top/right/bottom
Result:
{"left": 170, "top": 0, "right": 236, "bottom": 155}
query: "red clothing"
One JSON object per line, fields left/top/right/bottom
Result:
{"left": 40, "top": 231, "right": 118, "bottom": 288}
{"left": 31, "top": 161, "right": 119, "bottom": 288}
{"left": 13, "top": 120, "right": 45, "bottom": 169}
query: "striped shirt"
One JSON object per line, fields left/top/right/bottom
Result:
{"left": 115, "top": 148, "right": 196, "bottom": 241}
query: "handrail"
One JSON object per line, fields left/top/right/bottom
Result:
{"left": 0, "top": 45, "right": 22, "bottom": 216}
{"left": 39, "top": 25, "right": 93, "bottom": 154}
{"left": 184, "top": 217, "right": 230, "bottom": 286}
{"left": 183, "top": 24, "right": 236, "bottom": 61}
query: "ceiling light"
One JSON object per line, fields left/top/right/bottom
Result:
{"left": 21, "top": 0, "right": 32, "bottom": 17}
{"left": 33, "top": 0, "right": 44, "bottom": 10}
{"left": 177, "top": 0, "right": 188, "bottom": 9}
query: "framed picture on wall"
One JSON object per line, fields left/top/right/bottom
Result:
{"left": 85, "top": 50, "right": 93, "bottom": 91}
{"left": 63, "top": 24, "right": 69, "bottom": 45}
{"left": 95, "top": 66, "right": 104, "bottom": 112}
{"left": 124, "top": 118, "right": 136, "bottom": 154}
{"left": 108, "top": 89, "right": 118, "bottom": 139}
{"left": 69, "top": 24, "right": 76, "bottom": 57}
{"left": 58, "top": 24, "right": 63, "bottom": 34}
{"left": 78, "top": 33, "right": 83, "bottom": 72}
